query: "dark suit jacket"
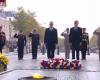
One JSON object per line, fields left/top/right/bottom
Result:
{"left": 44, "top": 28, "right": 58, "bottom": 45}
{"left": 69, "top": 27, "right": 82, "bottom": 45}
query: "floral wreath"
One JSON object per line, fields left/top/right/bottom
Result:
{"left": 40, "top": 58, "right": 81, "bottom": 70}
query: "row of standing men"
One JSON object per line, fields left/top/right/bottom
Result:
{"left": 0, "top": 20, "right": 89, "bottom": 60}
{"left": 61, "top": 20, "right": 89, "bottom": 60}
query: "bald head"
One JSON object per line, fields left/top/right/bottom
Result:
{"left": 74, "top": 20, "right": 79, "bottom": 27}
{"left": 49, "top": 21, "right": 54, "bottom": 28}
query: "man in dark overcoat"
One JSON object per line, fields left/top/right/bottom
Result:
{"left": 69, "top": 20, "right": 82, "bottom": 60}
{"left": 44, "top": 21, "right": 58, "bottom": 59}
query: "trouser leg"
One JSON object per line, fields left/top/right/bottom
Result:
{"left": 18, "top": 47, "right": 21, "bottom": 60}
{"left": 47, "top": 48, "right": 51, "bottom": 59}
{"left": 99, "top": 51, "right": 100, "bottom": 60}
{"left": 97, "top": 46, "right": 100, "bottom": 61}
{"left": 65, "top": 51, "right": 70, "bottom": 59}
{"left": 65, "top": 45, "right": 70, "bottom": 59}
{"left": 67, "top": 52, "right": 70, "bottom": 59}
{"left": 34, "top": 46, "right": 38, "bottom": 59}
{"left": 99, "top": 47, "right": 100, "bottom": 61}
{"left": 65, "top": 47, "right": 67, "bottom": 59}
{"left": 18, "top": 47, "right": 24, "bottom": 60}
{"left": 82, "top": 51, "right": 84, "bottom": 59}
{"left": 72, "top": 47, "right": 75, "bottom": 59}
{"left": 65, "top": 52, "right": 67, "bottom": 60}
{"left": 32, "top": 46, "right": 35, "bottom": 59}
{"left": 51, "top": 44, "right": 56, "bottom": 59}
{"left": 20, "top": 47, "right": 24, "bottom": 59}
{"left": 51, "top": 47, "right": 55, "bottom": 59}
{"left": 82, "top": 50, "right": 86, "bottom": 60}
{"left": 32, "top": 46, "right": 38, "bottom": 59}
{"left": 76, "top": 49, "right": 80, "bottom": 60}
{"left": 0, "top": 46, "right": 3, "bottom": 53}
{"left": 46, "top": 44, "right": 55, "bottom": 59}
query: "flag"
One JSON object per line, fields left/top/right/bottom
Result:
{"left": 0, "top": 0, "right": 6, "bottom": 7}
{"left": 0, "top": 0, "right": 5, "bottom": 2}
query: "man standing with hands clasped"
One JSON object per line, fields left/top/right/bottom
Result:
{"left": 44, "top": 21, "right": 58, "bottom": 59}
{"left": 69, "top": 20, "right": 82, "bottom": 60}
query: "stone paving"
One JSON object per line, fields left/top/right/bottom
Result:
{"left": 0, "top": 52, "right": 100, "bottom": 80}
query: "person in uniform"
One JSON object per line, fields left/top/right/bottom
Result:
{"left": 61, "top": 28, "right": 70, "bottom": 59}
{"left": 0, "top": 26, "right": 6, "bottom": 53}
{"left": 29, "top": 29, "right": 40, "bottom": 59}
{"left": 14, "top": 30, "right": 26, "bottom": 60}
{"left": 69, "top": 20, "right": 82, "bottom": 60}
{"left": 81, "top": 28, "right": 89, "bottom": 60}
{"left": 93, "top": 28, "right": 100, "bottom": 60}
{"left": 44, "top": 21, "right": 58, "bottom": 59}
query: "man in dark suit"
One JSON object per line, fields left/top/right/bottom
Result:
{"left": 69, "top": 20, "right": 82, "bottom": 60}
{"left": 44, "top": 21, "right": 58, "bottom": 59}
{"left": 0, "top": 26, "right": 6, "bottom": 53}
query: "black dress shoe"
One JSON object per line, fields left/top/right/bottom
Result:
{"left": 20, "top": 58, "right": 23, "bottom": 60}
{"left": 82, "top": 58, "right": 86, "bottom": 60}
{"left": 32, "top": 58, "right": 37, "bottom": 59}
{"left": 18, "top": 59, "right": 21, "bottom": 60}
